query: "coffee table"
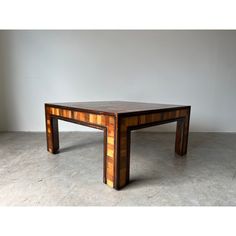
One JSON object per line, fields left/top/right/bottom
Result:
{"left": 45, "top": 101, "right": 191, "bottom": 190}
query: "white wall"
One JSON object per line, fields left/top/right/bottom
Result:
{"left": 0, "top": 75, "right": 4, "bottom": 130}
{"left": 0, "top": 35, "right": 6, "bottom": 131}
{"left": 0, "top": 30, "right": 235, "bottom": 132}
{"left": 0, "top": 62, "right": 3, "bottom": 130}
{"left": 0, "top": 73, "right": 4, "bottom": 131}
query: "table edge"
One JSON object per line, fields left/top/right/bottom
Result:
{"left": 45, "top": 103, "right": 191, "bottom": 117}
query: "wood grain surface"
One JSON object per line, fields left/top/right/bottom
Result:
{"left": 45, "top": 101, "right": 191, "bottom": 190}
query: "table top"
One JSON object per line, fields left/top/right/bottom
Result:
{"left": 46, "top": 101, "right": 190, "bottom": 115}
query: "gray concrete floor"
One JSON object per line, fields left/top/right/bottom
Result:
{"left": 0, "top": 132, "right": 236, "bottom": 206}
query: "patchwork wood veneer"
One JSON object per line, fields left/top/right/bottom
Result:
{"left": 45, "top": 101, "right": 191, "bottom": 190}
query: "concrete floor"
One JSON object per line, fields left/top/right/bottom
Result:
{"left": 0, "top": 131, "right": 236, "bottom": 206}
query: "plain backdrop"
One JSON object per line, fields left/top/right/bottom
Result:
{"left": 0, "top": 30, "right": 235, "bottom": 132}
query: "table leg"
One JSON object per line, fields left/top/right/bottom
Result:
{"left": 46, "top": 113, "right": 59, "bottom": 154}
{"left": 104, "top": 120, "right": 131, "bottom": 190}
{"left": 116, "top": 126, "right": 131, "bottom": 190}
{"left": 175, "top": 109, "right": 190, "bottom": 156}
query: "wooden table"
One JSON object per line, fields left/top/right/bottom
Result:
{"left": 45, "top": 101, "right": 191, "bottom": 190}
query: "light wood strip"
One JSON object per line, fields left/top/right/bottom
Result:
{"left": 107, "top": 149, "right": 114, "bottom": 158}
{"left": 107, "top": 179, "right": 114, "bottom": 188}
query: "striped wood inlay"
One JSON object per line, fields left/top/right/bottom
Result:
{"left": 46, "top": 106, "right": 116, "bottom": 187}
{"left": 46, "top": 104, "right": 190, "bottom": 190}
{"left": 117, "top": 108, "right": 189, "bottom": 188}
